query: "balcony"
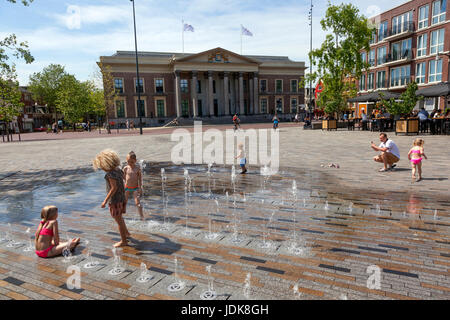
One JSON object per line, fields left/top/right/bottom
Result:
{"left": 383, "top": 22, "right": 415, "bottom": 42}
{"left": 383, "top": 50, "right": 413, "bottom": 67}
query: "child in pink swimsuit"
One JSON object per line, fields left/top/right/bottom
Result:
{"left": 408, "top": 138, "right": 428, "bottom": 183}
{"left": 35, "top": 206, "right": 80, "bottom": 258}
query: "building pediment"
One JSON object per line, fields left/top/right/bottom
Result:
{"left": 173, "top": 47, "right": 260, "bottom": 65}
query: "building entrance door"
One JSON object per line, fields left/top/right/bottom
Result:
{"left": 214, "top": 99, "right": 218, "bottom": 117}
{"left": 198, "top": 100, "right": 203, "bottom": 117}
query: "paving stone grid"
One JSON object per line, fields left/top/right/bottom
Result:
{"left": 0, "top": 126, "right": 449, "bottom": 300}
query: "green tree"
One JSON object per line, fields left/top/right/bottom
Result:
{"left": 1, "top": 0, "right": 34, "bottom": 73}
{"left": 381, "top": 82, "right": 421, "bottom": 117}
{"left": 28, "top": 64, "right": 67, "bottom": 121}
{"left": 94, "top": 62, "right": 117, "bottom": 133}
{"left": 0, "top": 67, "right": 23, "bottom": 141}
{"left": 55, "top": 75, "right": 94, "bottom": 125}
{"left": 305, "top": 2, "right": 373, "bottom": 116}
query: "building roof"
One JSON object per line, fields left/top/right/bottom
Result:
{"left": 112, "top": 50, "right": 295, "bottom": 64}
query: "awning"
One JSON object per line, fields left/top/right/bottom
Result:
{"left": 416, "top": 82, "right": 450, "bottom": 97}
{"left": 348, "top": 91, "right": 401, "bottom": 103}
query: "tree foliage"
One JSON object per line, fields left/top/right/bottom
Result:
{"left": 0, "top": 67, "right": 23, "bottom": 123}
{"left": 6, "top": 0, "right": 33, "bottom": 5}
{"left": 381, "top": 82, "right": 421, "bottom": 117}
{"left": 28, "top": 64, "right": 67, "bottom": 112}
{"left": 93, "top": 62, "right": 117, "bottom": 133}
{"left": 1, "top": 0, "right": 34, "bottom": 73}
{"left": 305, "top": 2, "right": 373, "bottom": 115}
{"left": 55, "top": 76, "right": 97, "bottom": 124}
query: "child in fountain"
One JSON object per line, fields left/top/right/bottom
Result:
{"left": 93, "top": 149, "right": 130, "bottom": 247}
{"left": 408, "top": 138, "right": 428, "bottom": 182}
{"left": 235, "top": 143, "right": 247, "bottom": 174}
{"left": 123, "top": 151, "right": 144, "bottom": 221}
{"left": 35, "top": 205, "right": 80, "bottom": 258}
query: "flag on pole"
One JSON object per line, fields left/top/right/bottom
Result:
{"left": 183, "top": 23, "right": 194, "bottom": 32}
{"left": 241, "top": 25, "right": 253, "bottom": 36}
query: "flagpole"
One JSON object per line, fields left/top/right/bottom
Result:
{"left": 240, "top": 25, "right": 243, "bottom": 55}
{"left": 182, "top": 18, "right": 184, "bottom": 54}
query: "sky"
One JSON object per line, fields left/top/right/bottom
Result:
{"left": 0, "top": 0, "right": 408, "bottom": 86}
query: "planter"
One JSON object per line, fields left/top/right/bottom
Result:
{"left": 395, "top": 118, "right": 419, "bottom": 135}
{"left": 322, "top": 119, "right": 337, "bottom": 131}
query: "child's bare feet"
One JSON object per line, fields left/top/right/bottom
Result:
{"left": 70, "top": 238, "right": 81, "bottom": 250}
{"left": 126, "top": 232, "right": 132, "bottom": 239}
{"left": 113, "top": 240, "right": 128, "bottom": 248}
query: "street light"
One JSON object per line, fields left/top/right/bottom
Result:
{"left": 308, "top": 0, "right": 314, "bottom": 118}
{"left": 130, "top": 0, "right": 143, "bottom": 135}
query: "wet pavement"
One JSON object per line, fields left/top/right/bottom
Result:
{"left": 0, "top": 159, "right": 449, "bottom": 300}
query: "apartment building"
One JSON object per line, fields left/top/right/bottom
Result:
{"left": 357, "top": 0, "right": 449, "bottom": 112}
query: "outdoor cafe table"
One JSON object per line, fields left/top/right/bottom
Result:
{"left": 431, "top": 117, "right": 449, "bottom": 135}
{"left": 372, "top": 118, "right": 394, "bottom": 132}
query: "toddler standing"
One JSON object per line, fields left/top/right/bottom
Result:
{"left": 123, "top": 151, "right": 144, "bottom": 221}
{"left": 235, "top": 143, "right": 247, "bottom": 174}
{"left": 408, "top": 138, "right": 428, "bottom": 182}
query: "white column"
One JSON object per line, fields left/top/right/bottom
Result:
{"left": 239, "top": 72, "right": 244, "bottom": 115}
{"left": 174, "top": 70, "right": 181, "bottom": 118}
{"left": 208, "top": 71, "right": 214, "bottom": 116}
{"left": 254, "top": 72, "right": 259, "bottom": 114}
{"left": 223, "top": 72, "right": 230, "bottom": 116}
{"left": 191, "top": 71, "right": 198, "bottom": 118}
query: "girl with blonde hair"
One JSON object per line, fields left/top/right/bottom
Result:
{"left": 408, "top": 138, "right": 428, "bottom": 182}
{"left": 93, "top": 149, "right": 130, "bottom": 247}
{"left": 35, "top": 205, "right": 80, "bottom": 258}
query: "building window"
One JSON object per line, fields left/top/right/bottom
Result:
{"left": 432, "top": 0, "right": 446, "bottom": 25}
{"left": 361, "top": 51, "right": 367, "bottom": 64}
{"left": 243, "top": 80, "right": 247, "bottom": 91}
{"left": 392, "top": 11, "right": 413, "bottom": 35}
{"left": 390, "top": 65, "right": 410, "bottom": 87}
{"left": 260, "top": 98, "right": 267, "bottom": 113}
{"left": 359, "top": 74, "right": 366, "bottom": 91}
{"left": 180, "top": 79, "right": 188, "bottom": 93}
{"left": 369, "top": 49, "right": 375, "bottom": 66}
{"left": 368, "top": 73, "right": 374, "bottom": 90}
{"left": 417, "top": 34, "right": 428, "bottom": 57}
{"left": 228, "top": 80, "right": 231, "bottom": 94}
{"left": 377, "top": 71, "right": 386, "bottom": 88}
{"left": 276, "top": 98, "right": 283, "bottom": 113}
{"left": 276, "top": 80, "right": 283, "bottom": 93}
{"left": 429, "top": 59, "right": 443, "bottom": 82}
{"left": 418, "top": 5, "right": 429, "bottom": 29}
{"left": 135, "top": 78, "right": 144, "bottom": 93}
{"left": 156, "top": 99, "right": 165, "bottom": 117}
{"left": 290, "top": 80, "right": 298, "bottom": 93}
{"left": 197, "top": 80, "right": 202, "bottom": 94}
{"left": 136, "top": 99, "right": 145, "bottom": 117}
{"left": 378, "top": 21, "right": 388, "bottom": 41}
{"left": 291, "top": 98, "right": 298, "bottom": 113}
{"left": 416, "top": 62, "right": 426, "bottom": 84}
{"left": 260, "top": 80, "right": 267, "bottom": 92}
{"left": 213, "top": 80, "right": 216, "bottom": 94}
{"left": 370, "top": 30, "right": 377, "bottom": 44}
{"left": 181, "top": 100, "right": 189, "bottom": 117}
{"left": 391, "top": 38, "right": 411, "bottom": 61}
{"left": 377, "top": 46, "right": 386, "bottom": 65}
{"left": 430, "top": 29, "right": 445, "bottom": 54}
{"left": 114, "top": 78, "right": 123, "bottom": 94}
{"left": 115, "top": 100, "right": 125, "bottom": 118}
{"left": 155, "top": 79, "right": 164, "bottom": 93}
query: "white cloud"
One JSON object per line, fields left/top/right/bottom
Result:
{"left": 9, "top": 0, "right": 410, "bottom": 85}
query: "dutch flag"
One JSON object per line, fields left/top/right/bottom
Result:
{"left": 184, "top": 23, "right": 194, "bottom": 32}
{"left": 241, "top": 25, "right": 253, "bottom": 36}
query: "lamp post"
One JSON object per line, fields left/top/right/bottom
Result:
{"left": 130, "top": 0, "right": 143, "bottom": 135}
{"left": 308, "top": 0, "right": 314, "bottom": 119}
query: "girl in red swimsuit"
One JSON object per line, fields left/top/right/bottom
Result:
{"left": 35, "top": 206, "right": 80, "bottom": 258}
{"left": 407, "top": 138, "right": 428, "bottom": 183}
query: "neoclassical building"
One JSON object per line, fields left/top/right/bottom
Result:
{"left": 99, "top": 47, "right": 306, "bottom": 125}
